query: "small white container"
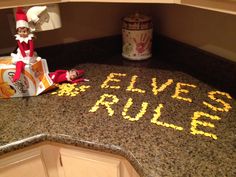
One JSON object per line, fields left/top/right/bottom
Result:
{"left": 122, "top": 13, "right": 153, "bottom": 60}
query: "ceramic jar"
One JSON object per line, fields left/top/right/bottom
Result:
{"left": 122, "top": 13, "right": 153, "bottom": 60}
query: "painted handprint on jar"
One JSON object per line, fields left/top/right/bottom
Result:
{"left": 122, "top": 13, "right": 152, "bottom": 60}
{"left": 133, "top": 33, "right": 151, "bottom": 54}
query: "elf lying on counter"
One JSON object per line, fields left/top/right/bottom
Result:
{"left": 49, "top": 69, "right": 89, "bottom": 84}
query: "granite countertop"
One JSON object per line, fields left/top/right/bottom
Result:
{"left": 0, "top": 63, "right": 236, "bottom": 177}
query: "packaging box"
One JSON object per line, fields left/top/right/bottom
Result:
{"left": 0, "top": 56, "right": 53, "bottom": 98}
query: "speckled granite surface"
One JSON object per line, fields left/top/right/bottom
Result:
{"left": 0, "top": 63, "right": 235, "bottom": 177}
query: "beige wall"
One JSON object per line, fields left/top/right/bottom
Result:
{"left": 151, "top": 4, "right": 236, "bottom": 62}
{"left": 36, "top": 3, "right": 151, "bottom": 46}
{"left": 0, "top": 9, "right": 16, "bottom": 53}
{"left": 0, "top": 3, "right": 151, "bottom": 53}
{"left": 0, "top": 3, "right": 236, "bottom": 62}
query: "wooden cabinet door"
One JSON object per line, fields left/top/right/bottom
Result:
{"left": 60, "top": 148, "right": 121, "bottom": 177}
{"left": 0, "top": 149, "right": 48, "bottom": 177}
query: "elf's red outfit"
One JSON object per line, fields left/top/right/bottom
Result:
{"left": 11, "top": 34, "right": 37, "bottom": 65}
{"left": 49, "top": 70, "right": 86, "bottom": 84}
{"left": 11, "top": 7, "right": 40, "bottom": 82}
{"left": 17, "top": 36, "right": 34, "bottom": 58}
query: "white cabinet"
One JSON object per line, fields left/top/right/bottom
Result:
{"left": 180, "top": 0, "right": 236, "bottom": 15}
{"left": 0, "top": 149, "right": 49, "bottom": 177}
{"left": 0, "top": 143, "right": 140, "bottom": 177}
{"left": 0, "top": 0, "right": 61, "bottom": 10}
{"left": 59, "top": 148, "right": 121, "bottom": 177}
{"left": 0, "top": 0, "right": 235, "bottom": 15}
{"left": 0, "top": 0, "right": 175, "bottom": 10}
{"left": 58, "top": 145, "right": 139, "bottom": 177}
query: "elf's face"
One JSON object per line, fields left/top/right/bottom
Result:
{"left": 69, "top": 70, "right": 78, "bottom": 80}
{"left": 17, "top": 27, "right": 29, "bottom": 38}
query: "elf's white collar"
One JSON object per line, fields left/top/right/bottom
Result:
{"left": 15, "top": 34, "right": 34, "bottom": 43}
{"left": 66, "top": 71, "right": 71, "bottom": 81}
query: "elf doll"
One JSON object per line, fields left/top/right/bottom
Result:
{"left": 49, "top": 69, "right": 89, "bottom": 84}
{"left": 11, "top": 7, "right": 40, "bottom": 82}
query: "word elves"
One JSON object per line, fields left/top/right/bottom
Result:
{"left": 100, "top": 73, "right": 232, "bottom": 111}
{"left": 89, "top": 73, "right": 233, "bottom": 140}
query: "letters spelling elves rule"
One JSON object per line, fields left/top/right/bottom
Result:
{"left": 89, "top": 73, "right": 233, "bottom": 140}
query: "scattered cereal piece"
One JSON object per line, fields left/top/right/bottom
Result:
{"left": 51, "top": 84, "right": 91, "bottom": 97}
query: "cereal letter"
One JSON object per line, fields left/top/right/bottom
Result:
{"left": 152, "top": 78, "right": 173, "bottom": 96}
{"left": 190, "top": 111, "right": 221, "bottom": 140}
{"left": 151, "top": 104, "right": 183, "bottom": 131}
{"left": 126, "top": 75, "right": 145, "bottom": 94}
{"left": 172, "top": 82, "right": 197, "bottom": 103}
{"left": 122, "top": 98, "right": 148, "bottom": 121}
{"left": 89, "top": 94, "right": 119, "bottom": 116}
{"left": 203, "top": 91, "right": 232, "bottom": 112}
{"left": 101, "top": 73, "right": 126, "bottom": 89}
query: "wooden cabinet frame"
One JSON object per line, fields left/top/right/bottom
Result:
{"left": 0, "top": 0, "right": 61, "bottom": 10}
{"left": 0, "top": 0, "right": 175, "bottom": 10}
{"left": 0, "top": 148, "right": 49, "bottom": 177}
{"left": 0, "top": 0, "right": 235, "bottom": 15}
{"left": 180, "top": 0, "right": 236, "bottom": 15}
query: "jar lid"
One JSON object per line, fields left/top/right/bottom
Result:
{"left": 123, "top": 13, "right": 151, "bottom": 23}
{"left": 122, "top": 13, "right": 152, "bottom": 30}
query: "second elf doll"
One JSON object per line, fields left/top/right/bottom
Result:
{"left": 49, "top": 69, "right": 89, "bottom": 84}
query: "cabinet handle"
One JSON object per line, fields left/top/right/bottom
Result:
{"left": 59, "top": 155, "right": 63, "bottom": 167}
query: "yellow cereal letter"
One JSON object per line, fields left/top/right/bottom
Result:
{"left": 122, "top": 98, "right": 148, "bottom": 121}
{"left": 89, "top": 94, "right": 119, "bottom": 116}
{"left": 151, "top": 104, "right": 183, "bottom": 131}
{"left": 190, "top": 111, "right": 221, "bottom": 140}
{"left": 101, "top": 73, "right": 126, "bottom": 89}
{"left": 203, "top": 91, "right": 232, "bottom": 112}
{"left": 172, "top": 82, "right": 197, "bottom": 102}
{"left": 152, "top": 78, "right": 173, "bottom": 96}
{"left": 126, "top": 75, "right": 145, "bottom": 94}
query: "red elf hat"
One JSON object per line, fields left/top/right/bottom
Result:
{"left": 16, "top": 7, "right": 29, "bottom": 29}
{"left": 76, "top": 69, "right": 84, "bottom": 77}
